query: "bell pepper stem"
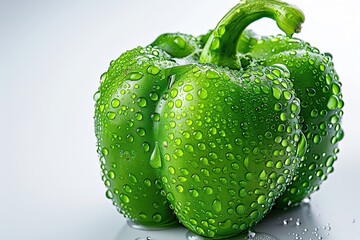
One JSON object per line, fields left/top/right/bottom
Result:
{"left": 199, "top": 0, "right": 304, "bottom": 69}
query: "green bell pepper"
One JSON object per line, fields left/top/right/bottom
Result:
{"left": 94, "top": 0, "right": 343, "bottom": 238}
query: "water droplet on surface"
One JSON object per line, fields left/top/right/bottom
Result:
{"left": 212, "top": 199, "right": 222, "bottom": 212}
{"left": 93, "top": 91, "right": 101, "bottom": 101}
{"left": 143, "top": 179, "right": 151, "bottom": 187}
{"left": 107, "top": 111, "right": 116, "bottom": 120}
{"left": 174, "top": 36, "right": 186, "bottom": 49}
{"left": 123, "top": 184, "right": 132, "bottom": 193}
{"left": 327, "top": 95, "right": 338, "bottom": 110}
{"left": 111, "top": 98, "right": 120, "bottom": 108}
{"left": 250, "top": 210, "right": 259, "bottom": 219}
{"left": 204, "top": 186, "right": 213, "bottom": 194}
{"left": 306, "top": 88, "right": 316, "bottom": 97}
{"left": 283, "top": 91, "right": 291, "bottom": 100}
{"left": 211, "top": 37, "right": 220, "bottom": 50}
{"left": 193, "top": 131, "right": 203, "bottom": 140}
{"left": 183, "top": 144, "right": 194, "bottom": 153}
{"left": 120, "top": 193, "right": 130, "bottom": 203}
{"left": 183, "top": 84, "right": 194, "bottom": 92}
{"left": 135, "top": 112, "right": 143, "bottom": 121}
{"left": 235, "top": 138, "right": 243, "bottom": 145}
{"left": 236, "top": 204, "right": 246, "bottom": 215}
{"left": 331, "top": 83, "right": 340, "bottom": 94}
{"left": 150, "top": 143, "right": 162, "bottom": 169}
{"left": 100, "top": 72, "right": 108, "bottom": 82}
{"left": 108, "top": 170, "right": 115, "bottom": 179}
{"left": 129, "top": 72, "right": 143, "bottom": 81}
{"left": 248, "top": 230, "right": 256, "bottom": 238}
{"left": 313, "top": 134, "right": 321, "bottom": 144}
{"left": 185, "top": 93, "right": 193, "bottom": 101}
{"left": 168, "top": 166, "right": 175, "bottom": 175}
{"left": 128, "top": 173, "right": 138, "bottom": 183}
{"left": 296, "top": 132, "right": 307, "bottom": 157}
{"left": 272, "top": 87, "right": 282, "bottom": 99}
{"left": 136, "top": 127, "right": 146, "bottom": 136}
{"left": 151, "top": 113, "right": 160, "bottom": 122}
{"left": 137, "top": 97, "right": 147, "bottom": 108}
{"left": 197, "top": 88, "right": 208, "bottom": 99}
{"left": 175, "top": 99, "right": 183, "bottom": 108}
{"left": 149, "top": 92, "right": 159, "bottom": 101}
{"left": 147, "top": 65, "right": 161, "bottom": 75}
{"left": 206, "top": 69, "right": 220, "bottom": 79}
{"left": 310, "top": 109, "right": 318, "bottom": 118}
{"left": 102, "top": 147, "right": 109, "bottom": 156}
{"left": 170, "top": 89, "right": 178, "bottom": 98}
{"left": 302, "top": 197, "right": 311, "bottom": 204}
{"left": 105, "top": 190, "right": 113, "bottom": 199}
{"left": 152, "top": 213, "right": 162, "bottom": 223}
{"left": 218, "top": 25, "right": 226, "bottom": 36}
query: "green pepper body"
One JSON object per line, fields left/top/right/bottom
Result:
{"left": 94, "top": 47, "right": 179, "bottom": 226}
{"left": 237, "top": 32, "right": 344, "bottom": 207}
{"left": 153, "top": 64, "right": 302, "bottom": 238}
{"left": 94, "top": 0, "right": 342, "bottom": 238}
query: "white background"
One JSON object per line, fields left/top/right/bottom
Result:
{"left": 1, "top": 0, "right": 359, "bottom": 239}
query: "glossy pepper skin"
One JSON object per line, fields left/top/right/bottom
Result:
{"left": 94, "top": 47, "right": 179, "bottom": 226}
{"left": 94, "top": 0, "right": 342, "bottom": 238}
{"left": 235, "top": 31, "right": 344, "bottom": 207}
{"left": 152, "top": 64, "right": 303, "bottom": 238}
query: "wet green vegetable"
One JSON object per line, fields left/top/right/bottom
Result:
{"left": 236, "top": 31, "right": 344, "bottom": 208}
{"left": 94, "top": 0, "right": 343, "bottom": 238}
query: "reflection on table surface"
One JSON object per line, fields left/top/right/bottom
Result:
{"left": 113, "top": 201, "right": 354, "bottom": 240}
{"left": 113, "top": 162, "right": 360, "bottom": 239}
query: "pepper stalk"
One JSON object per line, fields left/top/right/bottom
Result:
{"left": 199, "top": 0, "right": 305, "bottom": 69}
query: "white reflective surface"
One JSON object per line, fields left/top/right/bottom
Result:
{"left": 1, "top": 0, "right": 359, "bottom": 239}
